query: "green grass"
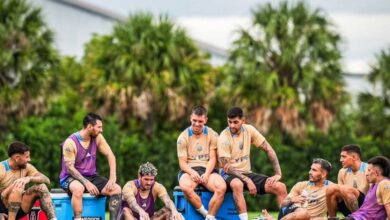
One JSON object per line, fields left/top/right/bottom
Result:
{"left": 107, "top": 211, "right": 279, "bottom": 219}
{"left": 249, "top": 211, "right": 278, "bottom": 219}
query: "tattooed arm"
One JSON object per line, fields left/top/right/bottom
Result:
{"left": 158, "top": 184, "right": 181, "bottom": 220}
{"left": 261, "top": 140, "right": 282, "bottom": 176}
{"left": 123, "top": 182, "right": 150, "bottom": 220}
{"left": 13, "top": 165, "right": 50, "bottom": 188}
{"left": 28, "top": 173, "right": 50, "bottom": 185}
{"left": 65, "top": 160, "right": 99, "bottom": 195}
{"left": 219, "top": 157, "right": 247, "bottom": 181}
{"left": 281, "top": 196, "right": 293, "bottom": 207}
{"left": 63, "top": 142, "right": 99, "bottom": 195}
{"left": 219, "top": 157, "right": 257, "bottom": 195}
{"left": 260, "top": 140, "right": 282, "bottom": 185}
{"left": 64, "top": 160, "right": 88, "bottom": 185}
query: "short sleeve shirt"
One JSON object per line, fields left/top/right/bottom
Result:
{"left": 288, "top": 180, "right": 334, "bottom": 218}
{"left": 377, "top": 179, "right": 390, "bottom": 205}
{"left": 338, "top": 162, "right": 369, "bottom": 194}
{"left": 217, "top": 124, "right": 265, "bottom": 173}
{"left": 177, "top": 126, "right": 218, "bottom": 168}
{"left": 0, "top": 160, "right": 39, "bottom": 192}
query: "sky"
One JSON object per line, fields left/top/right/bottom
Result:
{"left": 83, "top": 0, "right": 390, "bottom": 74}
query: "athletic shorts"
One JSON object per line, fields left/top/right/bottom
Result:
{"left": 0, "top": 195, "right": 27, "bottom": 219}
{"left": 177, "top": 166, "right": 218, "bottom": 182}
{"left": 337, "top": 191, "right": 365, "bottom": 216}
{"left": 278, "top": 204, "right": 298, "bottom": 220}
{"left": 60, "top": 175, "right": 109, "bottom": 196}
{"left": 221, "top": 171, "right": 269, "bottom": 195}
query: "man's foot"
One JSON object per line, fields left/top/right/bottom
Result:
{"left": 262, "top": 209, "right": 275, "bottom": 220}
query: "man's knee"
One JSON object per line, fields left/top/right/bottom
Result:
{"left": 230, "top": 179, "right": 244, "bottom": 193}
{"left": 340, "top": 185, "right": 359, "bottom": 199}
{"left": 215, "top": 182, "right": 227, "bottom": 195}
{"left": 106, "top": 183, "right": 121, "bottom": 196}
{"left": 210, "top": 175, "right": 227, "bottom": 194}
{"left": 179, "top": 179, "right": 195, "bottom": 195}
{"left": 180, "top": 184, "right": 194, "bottom": 195}
{"left": 35, "top": 183, "right": 49, "bottom": 193}
{"left": 70, "top": 183, "right": 85, "bottom": 199}
{"left": 326, "top": 184, "right": 340, "bottom": 196}
{"left": 266, "top": 181, "right": 286, "bottom": 195}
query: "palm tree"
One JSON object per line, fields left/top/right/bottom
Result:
{"left": 81, "top": 13, "right": 214, "bottom": 136}
{"left": 356, "top": 48, "right": 390, "bottom": 154}
{"left": 0, "top": 0, "right": 59, "bottom": 129}
{"left": 220, "top": 1, "right": 348, "bottom": 137}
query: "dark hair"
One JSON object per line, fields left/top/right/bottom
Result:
{"left": 8, "top": 141, "right": 30, "bottom": 157}
{"left": 368, "top": 156, "right": 390, "bottom": 177}
{"left": 227, "top": 107, "right": 244, "bottom": 119}
{"left": 341, "top": 144, "right": 362, "bottom": 159}
{"left": 192, "top": 105, "right": 207, "bottom": 117}
{"left": 313, "top": 158, "right": 332, "bottom": 174}
{"left": 83, "top": 113, "right": 102, "bottom": 128}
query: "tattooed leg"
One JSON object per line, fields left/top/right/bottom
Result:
{"left": 109, "top": 193, "right": 121, "bottom": 220}
{"left": 7, "top": 186, "right": 23, "bottom": 220}
{"left": 8, "top": 202, "right": 21, "bottom": 220}
{"left": 35, "top": 184, "right": 56, "bottom": 219}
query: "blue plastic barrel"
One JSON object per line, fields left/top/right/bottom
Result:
{"left": 173, "top": 186, "right": 239, "bottom": 220}
{"left": 51, "top": 189, "right": 106, "bottom": 220}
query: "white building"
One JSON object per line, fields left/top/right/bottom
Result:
{"left": 30, "top": 0, "right": 376, "bottom": 96}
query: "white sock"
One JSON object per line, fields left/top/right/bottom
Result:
{"left": 196, "top": 205, "right": 208, "bottom": 217}
{"left": 239, "top": 213, "right": 248, "bottom": 220}
{"left": 74, "top": 218, "right": 82, "bottom": 220}
{"left": 50, "top": 219, "right": 58, "bottom": 220}
{"left": 205, "top": 214, "right": 216, "bottom": 220}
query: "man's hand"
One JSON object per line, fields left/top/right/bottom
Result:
{"left": 200, "top": 173, "right": 210, "bottom": 184}
{"left": 245, "top": 178, "right": 257, "bottom": 196}
{"left": 106, "top": 178, "right": 116, "bottom": 191}
{"left": 13, "top": 177, "right": 31, "bottom": 189}
{"left": 190, "top": 170, "right": 201, "bottom": 183}
{"left": 223, "top": 163, "right": 232, "bottom": 173}
{"left": 84, "top": 181, "right": 99, "bottom": 196}
{"left": 0, "top": 213, "right": 8, "bottom": 220}
{"left": 171, "top": 210, "right": 183, "bottom": 220}
{"left": 139, "top": 210, "right": 150, "bottom": 220}
{"left": 266, "top": 174, "right": 281, "bottom": 186}
{"left": 291, "top": 195, "right": 307, "bottom": 204}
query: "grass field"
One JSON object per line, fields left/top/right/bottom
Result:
{"left": 107, "top": 211, "right": 279, "bottom": 219}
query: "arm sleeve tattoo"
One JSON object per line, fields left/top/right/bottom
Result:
{"left": 161, "top": 194, "right": 176, "bottom": 212}
{"left": 65, "top": 161, "right": 88, "bottom": 184}
{"left": 29, "top": 173, "right": 50, "bottom": 185}
{"left": 261, "top": 141, "right": 282, "bottom": 176}
{"left": 281, "top": 197, "right": 293, "bottom": 207}
{"left": 123, "top": 188, "right": 144, "bottom": 214}
{"left": 219, "top": 157, "right": 250, "bottom": 183}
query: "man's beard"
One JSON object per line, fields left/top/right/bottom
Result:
{"left": 18, "top": 164, "right": 27, "bottom": 169}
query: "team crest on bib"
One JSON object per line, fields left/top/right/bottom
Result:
{"left": 196, "top": 144, "right": 203, "bottom": 152}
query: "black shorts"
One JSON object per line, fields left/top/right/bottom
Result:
{"left": 0, "top": 196, "right": 27, "bottom": 219}
{"left": 61, "top": 175, "right": 109, "bottom": 196}
{"left": 278, "top": 204, "right": 298, "bottom": 220}
{"left": 222, "top": 172, "right": 268, "bottom": 195}
{"left": 178, "top": 166, "right": 217, "bottom": 181}
{"left": 337, "top": 191, "right": 365, "bottom": 216}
